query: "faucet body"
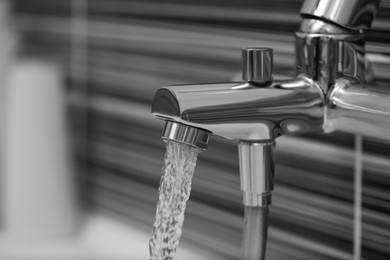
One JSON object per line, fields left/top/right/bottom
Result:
{"left": 151, "top": 0, "right": 386, "bottom": 259}
{"left": 152, "top": 78, "right": 324, "bottom": 141}
{"left": 153, "top": 0, "right": 389, "bottom": 142}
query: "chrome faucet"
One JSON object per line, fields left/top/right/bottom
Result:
{"left": 151, "top": 0, "right": 387, "bottom": 259}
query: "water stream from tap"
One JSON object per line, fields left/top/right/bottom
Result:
{"left": 149, "top": 140, "right": 201, "bottom": 260}
{"left": 353, "top": 134, "right": 363, "bottom": 260}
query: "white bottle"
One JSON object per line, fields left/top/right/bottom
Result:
{"left": 2, "top": 59, "right": 80, "bottom": 241}
{"left": 0, "top": 1, "right": 79, "bottom": 243}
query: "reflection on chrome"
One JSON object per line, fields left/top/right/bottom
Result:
{"left": 300, "top": 0, "right": 380, "bottom": 30}
{"left": 151, "top": 0, "right": 387, "bottom": 259}
{"left": 152, "top": 65, "right": 324, "bottom": 141}
{"left": 161, "top": 121, "right": 211, "bottom": 151}
{"left": 327, "top": 79, "right": 390, "bottom": 139}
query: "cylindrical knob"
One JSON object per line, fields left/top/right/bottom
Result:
{"left": 242, "top": 47, "right": 273, "bottom": 85}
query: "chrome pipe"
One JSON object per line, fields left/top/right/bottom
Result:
{"left": 241, "top": 207, "right": 269, "bottom": 260}
{"left": 239, "top": 141, "right": 275, "bottom": 207}
{"left": 327, "top": 79, "right": 390, "bottom": 140}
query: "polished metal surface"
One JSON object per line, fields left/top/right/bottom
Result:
{"left": 149, "top": 0, "right": 388, "bottom": 259}
{"left": 161, "top": 121, "right": 210, "bottom": 150}
{"left": 296, "top": 0, "right": 390, "bottom": 141}
{"left": 295, "top": 31, "right": 366, "bottom": 91}
{"left": 152, "top": 77, "right": 324, "bottom": 141}
{"left": 299, "top": 18, "right": 350, "bottom": 34}
{"left": 239, "top": 141, "right": 275, "bottom": 207}
{"left": 241, "top": 207, "right": 269, "bottom": 260}
{"left": 242, "top": 48, "right": 273, "bottom": 85}
{"left": 300, "top": 0, "right": 380, "bottom": 30}
{"left": 327, "top": 79, "right": 390, "bottom": 140}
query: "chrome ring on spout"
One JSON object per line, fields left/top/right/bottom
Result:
{"left": 161, "top": 121, "right": 211, "bottom": 150}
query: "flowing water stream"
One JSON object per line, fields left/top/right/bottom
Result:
{"left": 149, "top": 140, "right": 201, "bottom": 260}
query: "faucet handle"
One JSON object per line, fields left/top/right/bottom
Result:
{"left": 242, "top": 47, "right": 273, "bottom": 85}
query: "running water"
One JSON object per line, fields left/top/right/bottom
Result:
{"left": 149, "top": 140, "right": 201, "bottom": 260}
{"left": 353, "top": 134, "right": 363, "bottom": 260}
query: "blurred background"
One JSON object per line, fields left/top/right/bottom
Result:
{"left": 0, "top": 0, "right": 389, "bottom": 259}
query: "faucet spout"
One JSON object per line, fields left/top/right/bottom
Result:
{"left": 152, "top": 77, "right": 324, "bottom": 141}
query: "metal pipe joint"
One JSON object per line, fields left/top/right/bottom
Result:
{"left": 239, "top": 141, "right": 275, "bottom": 207}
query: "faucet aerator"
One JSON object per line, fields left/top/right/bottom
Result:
{"left": 161, "top": 121, "right": 211, "bottom": 151}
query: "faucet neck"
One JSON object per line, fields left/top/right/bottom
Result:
{"left": 295, "top": 29, "right": 366, "bottom": 93}
{"left": 296, "top": 0, "right": 380, "bottom": 93}
{"left": 300, "top": 0, "right": 380, "bottom": 31}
